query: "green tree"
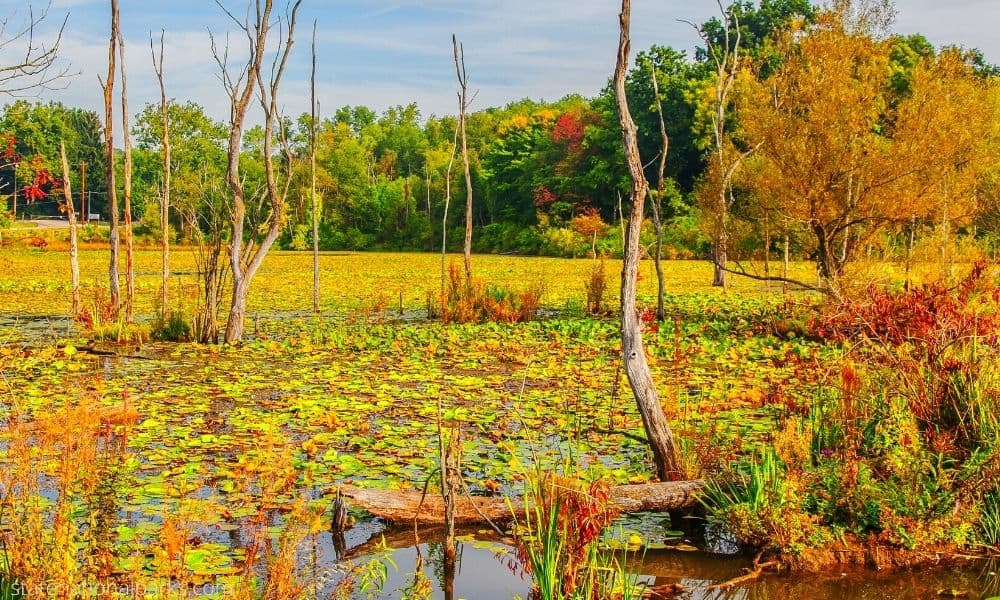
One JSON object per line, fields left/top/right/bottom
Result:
{"left": 133, "top": 100, "right": 227, "bottom": 233}
{"left": 0, "top": 101, "right": 105, "bottom": 216}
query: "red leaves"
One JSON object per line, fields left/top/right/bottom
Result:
{"left": 0, "top": 139, "right": 61, "bottom": 204}
{"left": 551, "top": 112, "right": 586, "bottom": 154}
{"left": 533, "top": 186, "right": 557, "bottom": 208}
{"left": 641, "top": 307, "right": 659, "bottom": 333}
{"left": 2, "top": 135, "right": 20, "bottom": 166}
{"left": 813, "top": 261, "right": 1000, "bottom": 453}
{"left": 18, "top": 157, "right": 61, "bottom": 204}
{"left": 511, "top": 474, "right": 619, "bottom": 599}
{"left": 21, "top": 182, "right": 48, "bottom": 201}
{"left": 813, "top": 261, "right": 1000, "bottom": 359}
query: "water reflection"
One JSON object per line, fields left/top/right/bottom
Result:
{"left": 316, "top": 523, "right": 996, "bottom": 599}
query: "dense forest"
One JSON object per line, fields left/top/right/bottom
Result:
{"left": 3, "top": 0, "right": 997, "bottom": 274}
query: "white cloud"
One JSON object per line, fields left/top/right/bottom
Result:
{"left": 1, "top": 0, "right": 996, "bottom": 137}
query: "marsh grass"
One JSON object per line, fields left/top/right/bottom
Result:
{"left": 0, "top": 373, "right": 353, "bottom": 599}
{"left": 981, "top": 491, "right": 1000, "bottom": 553}
{"left": 508, "top": 464, "right": 644, "bottom": 600}
{"left": 439, "top": 262, "right": 543, "bottom": 324}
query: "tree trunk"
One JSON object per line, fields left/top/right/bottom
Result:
{"left": 713, "top": 227, "right": 727, "bottom": 288}
{"left": 614, "top": 0, "right": 683, "bottom": 482}
{"left": 437, "top": 396, "right": 460, "bottom": 562}
{"left": 218, "top": 0, "right": 302, "bottom": 344}
{"left": 310, "top": 22, "right": 320, "bottom": 314}
{"left": 102, "top": 0, "right": 120, "bottom": 315}
{"left": 200, "top": 250, "right": 221, "bottom": 343}
{"left": 813, "top": 224, "right": 839, "bottom": 296}
{"left": 153, "top": 31, "right": 170, "bottom": 315}
{"left": 339, "top": 480, "right": 703, "bottom": 526}
{"left": 453, "top": 35, "right": 473, "bottom": 281}
{"left": 226, "top": 278, "right": 250, "bottom": 343}
{"left": 118, "top": 27, "right": 134, "bottom": 322}
{"left": 441, "top": 126, "right": 458, "bottom": 299}
{"left": 60, "top": 143, "right": 81, "bottom": 317}
{"left": 783, "top": 233, "right": 790, "bottom": 295}
{"left": 650, "top": 63, "right": 668, "bottom": 321}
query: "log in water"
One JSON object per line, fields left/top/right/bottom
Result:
{"left": 340, "top": 480, "right": 704, "bottom": 526}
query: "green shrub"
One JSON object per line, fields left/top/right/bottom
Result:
{"left": 152, "top": 312, "right": 192, "bottom": 342}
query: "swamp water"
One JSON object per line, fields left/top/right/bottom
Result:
{"left": 3, "top": 323, "right": 996, "bottom": 599}
{"left": 307, "top": 525, "right": 999, "bottom": 599}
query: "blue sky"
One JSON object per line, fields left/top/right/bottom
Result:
{"left": 3, "top": 0, "right": 998, "bottom": 128}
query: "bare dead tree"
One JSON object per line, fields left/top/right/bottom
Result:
{"left": 183, "top": 173, "right": 230, "bottom": 343}
{"left": 452, "top": 34, "right": 474, "bottom": 281}
{"left": 0, "top": 2, "right": 72, "bottom": 97}
{"left": 151, "top": 30, "right": 171, "bottom": 314}
{"left": 685, "top": 1, "right": 746, "bottom": 289}
{"left": 649, "top": 61, "right": 668, "bottom": 321}
{"left": 98, "top": 0, "right": 121, "bottom": 315}
{"left": 310, "top": 20, "right": 319, "bottom": 314}
{"left": 118, "top": 26, "right": 134, "bottom": 322}
{"left": 211, "top": 0, "right": 303, "bottom": 343}
{"left": 59, "top": 141, "right": 80, "bottom": 316}
{"left": 440, "top": 125, "right": 459, "bottom": 299}
{"left": 436, "top": 396, "right": 461, "bottom": 565}
{"left": 615, "top": 0, "right": 683, "bottom": 481}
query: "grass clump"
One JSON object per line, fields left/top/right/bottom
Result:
{"left": 151, "top": 311, "right": 192, "bottom": 342}
{"left": 439, "top": 262, "right": 543, "bottom": 324}
{"left": 703, "top": 264, "right": 1000, "bottom": 564}
{"left": 583, "top": 259, "right": 608, "bottom": 316}
{"left": 510, "top": 467, "right": 643, "bottom": 600}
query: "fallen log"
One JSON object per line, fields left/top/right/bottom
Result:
{"left": 340, "top": 480, "right": 703, "bottom": 526}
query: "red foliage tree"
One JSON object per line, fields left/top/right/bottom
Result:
{"left": 551, "top": 111, "right": 586, "bottom": 154}
{"left": 19, "top": 156, "right": 60, "bottom": 204}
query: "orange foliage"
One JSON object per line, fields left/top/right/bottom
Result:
{"left": 439, "top": 262, "right": 542, "bottom": 324}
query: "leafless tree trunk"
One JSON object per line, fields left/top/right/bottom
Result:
{"left": 59, "top": 142, "right": 80, "bottom": 316}
{"left": 0, "top": 3, "right": 71, "bottom": 96}
{"left": 614, "top": 0, "right": 683, "bottom": 482}
{"left": 437, "top": 396, "right": 460, "bottom": 564}
{"left": 99, "top": 0, "right": 120, "bottom": 315}
{"left": 649, "top": 62, "right": 668, "bottom": 321}
{"left": 441, "top": 125, "right": 459, "bottom": 299}
{"left": 79, "top": 161, "right": 86, "bottom": 222}
{"left": 118, "top": 26, "right": 134, "bottom": 322}
{"left": 904, "top": 215, "right": 915, "bottom": 291}
{"left": 452, "top": 35, "right": 473, "bottom": 281}
{"left": 763, "top": 211, "right": 771, "bottom": 287}
{"left": 310, "top": 21, "right": 320, "bottom": 314}
{"left": 212, "top": 0, "right": 303, "bottom": 343}
{"left": 687, "top": 1, "right": 743, "bottom": 288}
{"left": 152, "top": 31, "right": 170, "bottom": 314}
{"left": 425, "top": 166, "right": 433, "bottom": 252}
{"left": 783, "top": 233, "right": 790, "bottom": 294}
{"left": 183, "top": 174, "right": 228, "bottom": 343}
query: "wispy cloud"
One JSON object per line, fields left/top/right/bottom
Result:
{"left": 1, "top": 0, "right": 996, "bottom": 133}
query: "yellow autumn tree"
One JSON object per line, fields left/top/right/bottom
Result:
{"left": 731, "top": 2, "right": 997, "bottom": 293}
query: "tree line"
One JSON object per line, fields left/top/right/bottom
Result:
{"left": 2, "top": 0, "right": 999, "bottom": 296}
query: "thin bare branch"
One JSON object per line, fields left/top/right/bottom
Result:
{"left": 0, "top": 2, "right": 74, "bottom": 96}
